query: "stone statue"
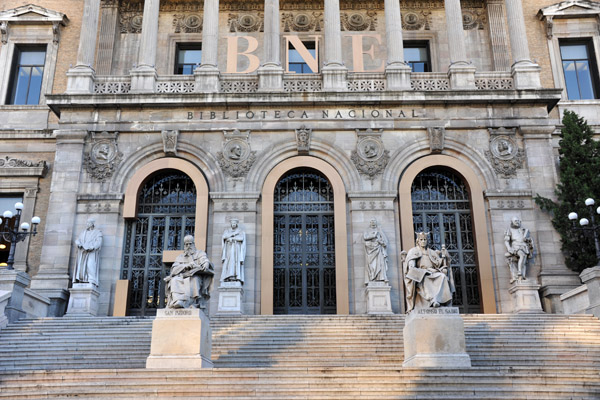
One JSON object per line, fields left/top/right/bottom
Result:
{"left": 504, "top": 217, "right": 534, "bottom": 283}
{"left": 73, "top": 218, "right": 103, "bottom": 286}
{"left": 165, "top": 235, "right": 214, "bottom": 309}
{"left": 220, "top": 219, "right": 246, "bottom": 284}
{"left": 402, "top": 232, "right": 455, "bottom": 312}
{"left": 363, "top": 219, "right": 389, "bottom": 284}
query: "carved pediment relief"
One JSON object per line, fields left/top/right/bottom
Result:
{"left": 0, "top": 4, "right": 69, "bottom": 24}
{"left": 538, "top": 1, "right": 600, "bottom": 38}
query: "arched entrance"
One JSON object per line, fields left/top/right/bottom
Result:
{"left": 273, "top": 168, "right": 336, "bottom": 314}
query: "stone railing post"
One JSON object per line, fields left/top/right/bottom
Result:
{"left": 130, "top": 0, "right": 160, "bottom": 93}
{"left": 66, "top": 0, "right": 101, "bottom": 93}
{"left": 444, "top": 0, "right": 476, "bottom": 89}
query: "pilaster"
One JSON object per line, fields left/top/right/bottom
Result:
{"left": 486, "top": 0, "right": 510, "bottom": 71}
{"left": 97, "top": 0, "right": 120, "bottom": 75}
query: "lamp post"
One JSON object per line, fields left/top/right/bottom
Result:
{"left": 568, "top": 198, "right": 600, "bottom": 264}
{"left": 0, "top": 202, "right": 41, "bottom": 270}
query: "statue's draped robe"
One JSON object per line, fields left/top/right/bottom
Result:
{"left": 220, "top": 228, "right": 246, "bottom": 283}
{"left": 74, "top": 228, "right": 103, "bottom": 286}
{"left": 166, "top": 250, "right": 214, "bottom": 308}
{"left": 363, "top": 229, "right": 389, "bottom": 284}
{"left": 403, "top": 247, "right": 455, "bottom": 311}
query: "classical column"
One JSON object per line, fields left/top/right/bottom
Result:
{"left": 195, "top": 0, "right": 220, "bottom": 92}
{"left": 130, "top": 0, "right": 160, "bottom": 93}
{"left": 444, "top": 0, "right": 476, "bottom": 89}
{"left": 505, "top": 0, "right": 541, "bottom": 88}
{"left": 66, "top": 0, "right": 101, "bottom": 93}
{"left": 384, "top": 0, "right": 411, "bottom": 90}
{"left": 322, "top": 0, "right": 347, "bottom": 91}
{"left": 258, "top": 0, "right": 283, "bottom": 91}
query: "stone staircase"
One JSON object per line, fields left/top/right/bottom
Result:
{"left": 0, "top": 314, "right": 598, "bottom": 398}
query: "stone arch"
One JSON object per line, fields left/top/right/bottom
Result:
{"left": 398, "top": 154, "right": 496, "bottom": 314}
{"left": 260, "top": 156, "right": 350, "bottom": 315}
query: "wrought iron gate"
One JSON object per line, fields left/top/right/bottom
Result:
{"left": 410, "top": 168, "right": 482, "bottom": 313}
{"left": 120, "top": 170, "right": 196, "bottom": 316}
{"left": 273, "top": 169, "right": 336, "bottom": 314}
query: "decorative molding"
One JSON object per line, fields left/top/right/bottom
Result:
{"left": 351, "top": 128, "right": 389, "bottom": 178}
{"left": 484, "top": 127, "right": 525, "bottom": 178}
{"left": 295, "top": 126, "right": 312, "bottom": 155}
{"left": 340, "top": 11, "right": 377, "bottom": 31}
{"left": 101, "top": 0, "right": 119, "bottom": 8}
{"left": 0, "top": 156, "right": 49, "bottom": 177}
{"left": 428, "top": 127, "right": 445, "bottom": 153}
{"left": 217, "top": 129, "right": 257, "bottom": 178}
{"left": 220, "top": 0, "right": 262, "bottom": 12}
{"left": 120, "top": 12, "right": 143, "bottom": 33}
{"left": 84, "top": 132, "right": 123, "bottom": 182}
{"left": 282, "top": 12, "right": 323, "bottom": 32}
{"left": 228, "top": 13, "right": 264, "bottom": 32}
{"left": 173, "top": 13, "right": 203, "bottom": 33}
{"left": 538, "top": 0, "right": 600, "bottom": 38}
{"left": 0, "top": 4, "right": 69, "bottom": 44}
{"left": 463, "top": 9, "right": 486, "bottom": 30}
{"left": 161, "top": 130, "right": 179, "bottom": 156}
{"left": 402, "top": 10, "right": 431, "bottom": 30}
{"left": 399, "top": 0, "right": 484, "bottom": 9}
{"left": 0, "top": 21, "right": 7, "bottom": 44}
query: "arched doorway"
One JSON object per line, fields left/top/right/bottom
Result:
{"left": 120, "top": 169, "right": 196, "bottom": 316}
{"left": 273, "top": 168, "right": 336, "bottom": 314}
{"left": 410, "top": 167, "right": 481, "bottom": 313}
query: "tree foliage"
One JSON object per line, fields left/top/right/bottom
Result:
{"left": 535, "top": 110, "right": 600, "bottom": 272}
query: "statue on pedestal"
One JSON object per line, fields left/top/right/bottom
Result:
{"left": 363, "top": 219, "right": 389, "bottom": 284}
{"left": 165, "top": 235, "right": 214, "bottom": 309}
{"left": 73, "top": 218, "right": 103, "bottom": 286}
{"left": 220, "top": 219, "right": 246, "bottom": 284}
{"left": 402, "top": 232, "right": 455, "bottom": 312}
{"left": 504, "top": 217, "right": 534, "bottom": 283}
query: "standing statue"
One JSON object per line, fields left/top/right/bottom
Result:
{"left": 165, "top": 235, "right": 214, "bottom": 309}
{"left": 363, "top": 219, "right": 389, "bottom": 284}
{"left": 73, "top": 218, "right": 103, "bottom": 286}
{"left": 402, "top": 232, "right": 455, "bottom": 312}
{"left": 504, "top": 217, "right": 534, "bottom": 283}
{"left": 220, "top": 219, "right": 246, "bottom": 284}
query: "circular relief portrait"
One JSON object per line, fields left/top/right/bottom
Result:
{"left": 358, "top": 138, "right": 383, "bottom": 161}
{"left": 239, "top": 14, "right": 256, "bottom": 28}
{"left": 294, "top": 14, "right": 311, "bottom": 27}
{"left": 224, "top": 140, "right": 249, "bottom": 161}
{"left": 490, "top": 136, "right": 517, "bottom": 160}
{"left": 91, "top": 141, "right": 117, "bottom": 164}
{"left": 184, "top": 14, "right": 202, "bottom": 30}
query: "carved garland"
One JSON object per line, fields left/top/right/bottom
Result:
{"left": 340, "top": 11, "right": 377, "bottom": 31}
{"left": 282, "top": 12, "right": 323, "bottom": 32}
{"left": 228, "top": 13, "right": 264, "bottom": 32}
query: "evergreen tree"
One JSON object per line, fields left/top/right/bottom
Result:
{"left": 535, "top": 110, "right": 600, "bottom": 272}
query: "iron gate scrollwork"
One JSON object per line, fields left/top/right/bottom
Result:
{"left": 273, "top": 169, "right": 336, "bottom": 314}
{"left": 120, "top": 170, "right": 196, "bottom": 316}
{"left": 410, "top": 168, "right": 482, "bottom": 313}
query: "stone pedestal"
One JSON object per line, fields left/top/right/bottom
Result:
{"left": 509, "top": 281, "right": 544, "bottom": 313}
{"left": 0, "top": 290, "right": 10, "bottom": 329}
{"left": 448, "top": 64, "right": 477, "bottom": 89}
{"left": 580, "top": 266, "right": 600, "bottom": 317}
{"left": 194, "top": 67, "right": 220, "bottom": 93}
{"left": 322, "top": 65, "right": 348, "bottom": 91}
{"left": 512, "top": 62, "right": 542, "bottom": 89}
{"left": 385, "top": 64, "right": 412, "bottom": 91}
{"left": 146, "top": 308, "right": 213, "bottom": 369}
{"left": 258, "top": 65, "right": 284, "bottom": 91}
{"left": 66, "top": 283, "right": 100, "bottom": 317}
{"left": 0, "top": 270, "right": 30, "bottom": 323}
{"left": 66, "top": 67, "right": 96, "bottom": 94}
{"left": 403, "top": 307, "right": 471, "bottom": 368}
{"left": 217, "top": 281, "right": 244, "bottom": 315}
{"left": 366, "top": 281, "right": 393, "bottom": 314}
{"left": 130, "top": 67, "right": 157, "bottom": 93}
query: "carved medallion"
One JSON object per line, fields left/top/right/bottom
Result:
{"left": 402, "top": 11, "right": 431, "bottom": 31}
{"left": 282, "top": 12, "right": 323, "bottom": 32}
{"left": 341, "top": 11, "right": 377, "bottom": 31}
{"left": 162, "top": 130, "right": 179, "bottom": 155}
{"left": 462, "top": 10, "right": 486, "bottom": 30}
{"left": 485, "top": 128, "right": 525, "bottom": 178}
{"left": 173, "top": 14, "right": 203, "bottom": 33}
{"left": 428, "top": 127, "right": 445, "bottom": 153}
{"left": 295, "top": 126, "right": 312, "bottom": 154}
{"left": 84, "top": 132, "right": 123, "bottom": 182}
{"left": 228, "top": 13, "right": 264, "bottom": 32}
{"left": 351, "top": 129, "right": 389, "bottom": 177}
{"left": 120, "top": 13, "right": 143, "bottom": 33}
{"left": 217, "top": 129, "right": 257, "bottom": 178}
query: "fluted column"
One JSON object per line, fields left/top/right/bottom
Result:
{"left": 505, "top": 0, "right": 541, "bottom": 88}
{"left": 322, "top": 0, "right": 347, "bottom": 91}
{"left": 130, "top": 0, "right": 160, "bottom": 92}
{"left": 66, "top": 0, "right": 101, "bottom": 93}
{"left": 258, "top": 0, "right": 283, "bottom": 91}
{"left": 195, "top": 0, "right": 220, "bottom": 92}
{"left": 444, "top": 0, "right": 476, "bottom": 89}
{"left": 384, "top": 0, "right": 411, "bottom": 90}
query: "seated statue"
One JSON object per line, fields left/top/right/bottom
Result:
{"left": 402, "top": 232, "right": 455, "bottom": 312}
{"left": 165, "top": 235, "right": 214, "bottom": 309}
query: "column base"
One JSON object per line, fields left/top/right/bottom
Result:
{"left": 403, "top": 307, "right": 471, "bottom": 368}
{"left": 194, "top": 66, "right": 220, "bottom": 93}
{"left": 511, "top": 61, "right": 541, "bottom": 89}
{"left": 447, "top": 63, "right": 476, "bottom": 90}
{"left": 366, "top": 281, "right": 393, "bottom": 314}
{"left": 385, "top": 64, "right": 412, "bottom": 91}
{"left": 322, "top": 64, "right": 348, "bottom": 91}
{"left": 146, "top": 308, "right": 213, "bottom": 369}
{"left": 0, "top": 270, "right": 30, "bottom": 323}
{"left": 66, "top": 66, "right": 96, "bottom": 94}
{"left": 29, "top": 271, "right": 70, "bottom": 317}
{"left": 509, "top": 281, "right": 544, "bottom": 313}
{"left": 258, "top": 65, "right": 284, "bottom": 92}
{"left": 66, "top": 283, "right": 100, "bottom": 317}
{"left": 217, "top": 281, "right": 244, "bottom": 315}
{"left": 130, "top": 66, "right": 158, "bottom": 93}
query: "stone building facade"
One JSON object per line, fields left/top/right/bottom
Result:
{"left": 0, "top": 0, "right": 597, "bottom": 318}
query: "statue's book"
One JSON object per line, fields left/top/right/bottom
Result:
{"left": 406, "top": 268, "right": 428, "bottom": 283}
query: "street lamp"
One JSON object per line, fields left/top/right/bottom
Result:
{"left": 568, "top": 198, "right": 600, "bottom": 263}
{"left": 0, "top": 202, "right": 41, "bottom": 270}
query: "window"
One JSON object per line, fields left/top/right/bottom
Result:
{"left": 560, "top": 40, "right": 598, "bottom": 100}
{"left": 175, "top": 44, "right": 202, "bottom": 75}
{"left": 288, "top": 41, "right": 317, "bottom": 74}
{"left": 7, "top": 45, "right": 46, "bottom": 105}
{"left": 0, "top": 195, "right": 23, "bottom": 266}
{"left": 404, "top": 42, "right": 430, "bottom": 72}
